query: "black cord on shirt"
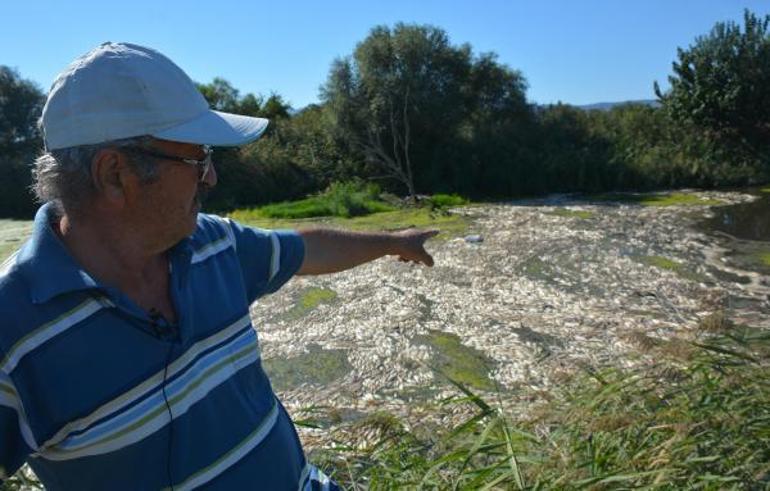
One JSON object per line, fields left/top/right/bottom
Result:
{"left": 149, "top": 309, "right": 174, "bottom": 491}
{"left": 157, "top": 320, "right": 175, "bottom": 491}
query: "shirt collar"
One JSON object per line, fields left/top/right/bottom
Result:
{"left": 19, "top": 203, "right": 194, "bottom": 304}
{"left": 17, "top": 203, "right": 102, "bottom": 304}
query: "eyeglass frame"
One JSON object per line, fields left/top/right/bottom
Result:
{"left": 123, "top": 145, "right": 213, "bottom": 182}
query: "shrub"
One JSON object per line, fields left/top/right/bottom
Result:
{"left": 426, "top": 193, "right": 468, "bottom": 210}
{"left": 246, "top": 181, "right": 395, "bottom": 220}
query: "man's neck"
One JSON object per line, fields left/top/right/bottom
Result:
{"left": 56, "top": 212, "right": 169, "bottom": 300}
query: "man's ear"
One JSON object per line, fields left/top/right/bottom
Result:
{"left": 91, "top": 148, "right": 130, "bottom": 205}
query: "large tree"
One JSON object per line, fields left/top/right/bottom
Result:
{"left": 321, "top": 23, "right": 531, "bottom": 199}
{"left": 0, "top": 66, "right": 44, "bottom": 217}
{"left": 655, "top": 10, "right": 770, "bottom": 157}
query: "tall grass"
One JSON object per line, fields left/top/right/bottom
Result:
{"left": 315, "top": 321, "right": 770, "bottom": 489}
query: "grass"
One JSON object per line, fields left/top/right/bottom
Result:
{"left": 592, "top": 192, "right": 724, "bottom": 207}
{"left": 230, "top": 207, "right": 469, "bottom": 240}
{"left": 0, "top": 243, "right": 21, "bottom": 265}
{"left": 227, "top": 184, "right": 471, "bottom": 240}
{"left": 546, "top": 208, "right": 595, "bottom": 219}
{"left": 315, "top": 319, "right": 770, "bottom": 489}
{"left": 0, "top": 219, "right": 33, "bottom": 264}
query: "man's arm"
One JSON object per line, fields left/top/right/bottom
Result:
{"left": 297, "top": 228, "right": 438, "bottom": 275}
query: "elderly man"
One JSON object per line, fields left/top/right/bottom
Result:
{"left": 0, "top": 42, "right": 436, "bottom": 490}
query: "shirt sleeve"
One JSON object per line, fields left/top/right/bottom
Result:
{"left": 224, "top": 219, "right": 305, "bottom": 303}
{"left": 0, "top": 371, "right": 32, "bottom": 480}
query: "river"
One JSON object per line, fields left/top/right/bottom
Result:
{"left": 251, "top": 189, "right": 770, "bottom": 448}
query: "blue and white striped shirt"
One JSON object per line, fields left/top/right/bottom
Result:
{"left": 0, "top": 203, "right": 335, "bottom": 490}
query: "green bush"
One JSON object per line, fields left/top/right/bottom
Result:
{"left": 241, "top": 181, "right": 395, "bottom": 220}
{"left": 426, "top": 193, "right": 468, "bottom": 210}
{"left": 321, "top": 181, "right": 391, "bottom": 217}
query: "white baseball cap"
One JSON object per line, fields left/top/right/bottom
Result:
{"left": 41, "top": 42, "right": 269, "bottom": 150}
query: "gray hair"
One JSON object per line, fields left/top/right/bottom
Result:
{"left": 32, "top": 136, "right": 160, "bottom": 215}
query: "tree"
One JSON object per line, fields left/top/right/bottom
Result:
{"left": 0, "top": 67, "right": 42, "bottom": 157}
{"left": 261, "top": 93, "right": 291, "bottom": 120}
{"left": 196, "top": 78, "right": 266, "bottom": 117}
{"left": 322, "top": 24, "right": 482, "bottom": 199}
{"left": 321, "top": 24, "right": 532, "bottom": 199}
{"left": 655, "top": 10, "right": 770, "bottom": 158}
{"left": 0, "top": 66, "right": 44, "bottom": 217}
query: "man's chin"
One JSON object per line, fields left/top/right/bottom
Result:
{"left": 194, "top": 187, "right": 209, "bottom": 213}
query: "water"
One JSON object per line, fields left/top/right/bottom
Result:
{"left": 703, "top": 190, "right": 770, "bottom": 242}
{"left": 699, "top": 189, "right": 770, "bottom": 279}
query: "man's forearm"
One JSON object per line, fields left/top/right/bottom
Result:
{"left": 297, "top": 228, "right": 436, "bottom": 275}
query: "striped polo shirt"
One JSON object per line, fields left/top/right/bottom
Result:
{"left": 0, "top": 203, "right": 335, "bottom": 490}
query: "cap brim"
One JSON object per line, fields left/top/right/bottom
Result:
{"left": 151, "top": 110, "right": 269, "bottom": 146}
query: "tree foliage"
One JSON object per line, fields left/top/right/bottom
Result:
{"left": 655, "top": 10, "right": 770, "bottom": 160}
{"left": 321, "top": 23, "right": 534, "bottom": 199}
{"left": 195, "top": 79, "right": 305, "bottom": 211}
{"left": 0, "top": 66, "right": 44, "bottom": 217}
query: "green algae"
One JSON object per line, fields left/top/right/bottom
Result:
{"left": 284, "top": 287, "right": 338, "bottom": 320}
{"left": 415, "top": 330, "right": 495, "bottom": 391}
{"left": 262, "top": 343, "right": 352, "bottom": 392}
{"left": 299, "top": 287, "right": 337, "bottom": 309}
{"left": 592, "top": 192, "right": 723, "bottom": 207}
{"left": 638, "top": 193, "right": 723, "bottom": 206}
{"left": 637, "top": 255, "right": 710, "bottom": 283}
{"left": 639, "top": 255, "right": 681, "bottom": 271}
{"left": 521, "top": 257, "right": 556, "bottom": 282}
{"left": 546, "top": 208, "right": 595, "bottom": 219}
{"left": 756, "top": 251, "right": 770, "bottom": 267}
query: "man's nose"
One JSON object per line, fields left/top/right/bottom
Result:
{"left": 202, "top": 162, "right": 218, "bottom": 187}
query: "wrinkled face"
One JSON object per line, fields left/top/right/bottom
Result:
{"left": 127, "top": 138, "right": 218, "bottom": 249}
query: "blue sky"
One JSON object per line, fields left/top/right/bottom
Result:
{"left": 2, "top": 1, "right": 769, "bottom": 108}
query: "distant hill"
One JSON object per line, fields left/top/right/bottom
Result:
{"left": 577, "top": 99, "right": 661, "bottom": 111}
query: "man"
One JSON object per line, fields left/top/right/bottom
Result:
{"left": 0, "top": 42, "right": 436, "bottom": 490}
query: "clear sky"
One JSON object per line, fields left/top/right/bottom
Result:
{"left": 2, "top": 0, "right": 769, "bottom": 109}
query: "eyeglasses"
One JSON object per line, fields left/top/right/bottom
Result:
{"left": 126, "top": 145, "right": 213, "bottom": 182}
